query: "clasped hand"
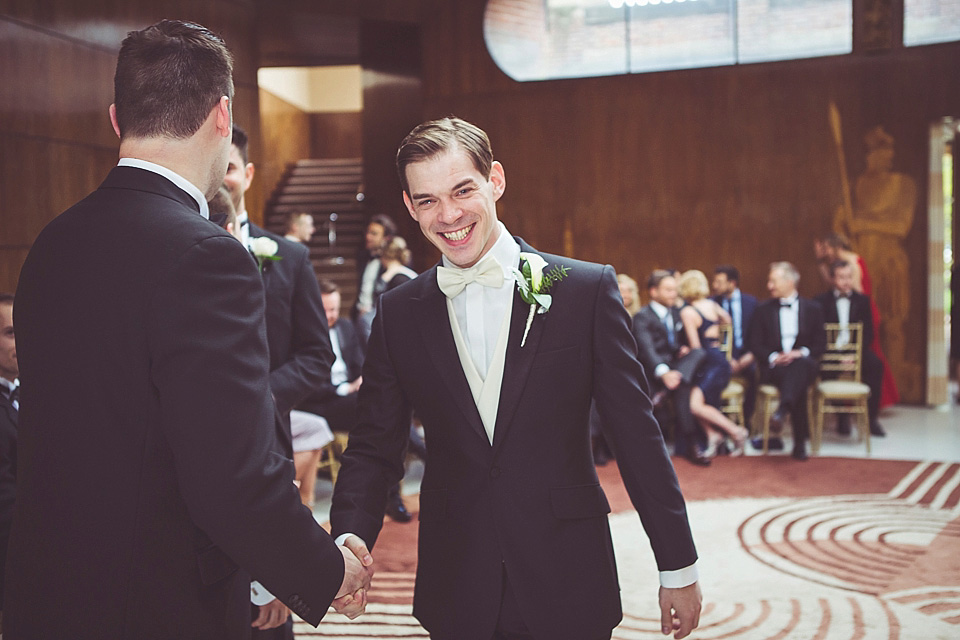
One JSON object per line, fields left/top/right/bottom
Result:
{"left": 332, "top": 535, "right": 375, "bottom": 619}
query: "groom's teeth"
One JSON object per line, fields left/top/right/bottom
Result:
{"left": 442, "top": 225, "right": 472, "bottom": 242}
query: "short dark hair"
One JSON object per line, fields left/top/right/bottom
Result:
{"left": 232, "top": 124, "right": 250, "bottom": 165}
{"left": 822, "top": 233, "right": 851, "bottom": 250}
{"left": 114, "top": 20, "right": 234, "bottom": 139}
{"left": 285, "top": 211, "right": 310, "bottom": 233}
{"left": 368, "top": 214, "right": 397, "bottom": 239}
{"left": 318, "top": 280, "right": 339, "bottom": 295}
{"left": 0, "top": 293, "right": 14, "bottom": 306}
{"left": 647, "top": 269, "right": 674, "bottom": 290}
{"left": 714, "top": 265, "right": 740, "bottom": 285}
{"left": 207, "top": 186, "right": 236, "bottom": 230}
{"left": 396, "top": 116, "right": 493, "bottom": 195}
{"left": 829, "top": 259, "right": 851, "bottom": 277}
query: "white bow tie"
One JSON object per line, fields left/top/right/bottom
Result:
{"left": 436, "top": 258, "right": 504, "bottom": 299}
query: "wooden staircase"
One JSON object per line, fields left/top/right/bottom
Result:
{"left": 264, "top": 158, "right": 366, "bottom": 309}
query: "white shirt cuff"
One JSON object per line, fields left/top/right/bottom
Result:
{"left": 659, "top": 561, "right": 699, "bottom": 589}
{"left": 800, "top": 347, "right": 810, "bottom": 357}
{"left": 250, "top": 580, "right": 277, "bottom": 605}
{"left": 335, "top": 533, "right": 364, "bottom": 547}
{"left": 768, "top": 352, "right": 779, "bottom": 366}
{"left": 336, "top": 382, "right": 352, "bottom": 397}
{"left": 654, "top": 363, "right": 670, "bottom": 379}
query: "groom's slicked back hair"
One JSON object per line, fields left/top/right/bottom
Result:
{"left": 114, "top": 19, "right": 234, "bottom": 140}
{"left": 396, "top": 116, "right": 493, "bottom": 195}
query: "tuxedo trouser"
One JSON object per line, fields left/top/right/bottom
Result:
{"left": 763, "top": 357, "right": 818, "bottom": 442}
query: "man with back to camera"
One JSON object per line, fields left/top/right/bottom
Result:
{"left": 330, "top": 117, "right": 702, "bottom": 640}
{"left": 0, "top": 293, "right": 18, "bottom": 633}
{"left": 6, "top": 20, "right": 369, "bottom": 638}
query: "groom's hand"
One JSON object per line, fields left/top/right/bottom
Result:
{"left": 333, "top": 537, "right": 374, "bottom": 619}
{"left": 659, "top": 582, "right": 702, "bottom": 638}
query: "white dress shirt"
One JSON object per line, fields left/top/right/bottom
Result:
{"left": 358, "top": 258, "right": 381, "bottom": 310}
{"left": 834, "top": 291, "right": 851, "bottom": 347}
{"left": 117, "top": 158, "right": 209, "bottom": 220}
{"left": 771, "top": 293, "right": 810, "bottom": 365}
{"left": 329, "top": 326, "right": 352, "bottom": 395}
{"left": 443, "top": 222, "right": 519, "bottom": 379}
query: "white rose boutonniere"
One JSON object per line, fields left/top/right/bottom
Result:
{"left": 249, "top": 236, "right": 282, "bottom": 272}
{"left": 511, "top": 252, "right": 570, "bottom": 347}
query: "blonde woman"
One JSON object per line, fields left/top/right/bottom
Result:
{"left": 678, "top": 269, "right": 748, "bottom": 456}
{"left": 617, "top": 273, "right": 641, "bottom": 316}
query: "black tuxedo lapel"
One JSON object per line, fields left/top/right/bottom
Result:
{"left": 492, "top": 241, "right": 548, "bottom": 454}
{"left": 769, "top": 303, "right": 783, "bottom": 350}
{"left": 415, "top": 269, "right": 487, "bottom": 444}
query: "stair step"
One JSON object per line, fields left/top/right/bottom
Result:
{"left": 295, "top": 158, "right": 362, "bottom": 168}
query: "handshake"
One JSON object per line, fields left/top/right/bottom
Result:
{"left": 333, "top": 535, "right": 375, "bottom": 619}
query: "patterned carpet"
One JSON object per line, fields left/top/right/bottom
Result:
{"left": 296, "top": 457, "right": 960, "bottom": 639}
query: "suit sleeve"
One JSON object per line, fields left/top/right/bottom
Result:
{"left": 806, "top": 300, "right": 827, "bottom": 359}
{"left": 269, "top": 245, "right": 333, "bottom": 415}
{"left": 859, "top": 296, "right": 876, "bottom": 349}
{"left": 148, "top": 237, "right": 343, "bottom": 626}
{"left": 329, "top": 297, "right": 410, "bottom": 548}
{"left": 631, "top": 313, "right": 666, "bottom": 377}
{"left": 592, "top": 267, "right": 698, "bottom": 572}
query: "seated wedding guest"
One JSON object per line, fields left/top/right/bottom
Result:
{"left": 711, "top": 265, "right": 758, "bottom": 422}
{"left": 814, "top": 260, "right": 885, "bottom": 437}
{"left": 298, "top": 281, "right": 412, "bottom": 522}
{"left": 354, "top": 214, "right": 397, "bottom": 340}
{"left": 289, "top": 410, "right": 334, "bottom": 506}
{"left": 633, "top": 270, "right": 710, "bottom": 465}
{"left": 815, "top": 232, "right": 899, "bottom": 408}
{"left": 678, "top": 271, "right": 748, "bottom": 457}
{"left": 617, "top": 273, "right": 642, "bottom": 317}
{"left": 748, "top": 262, "right": 826, "bottom": 460}
{"left": 284, "top": 211, "right": 315, "bottom": 244}
{"left": 0, "top": 293, "right": 18, "bottom": 629}
{"left": 366, "top": 237, "right": 419, "bottom": 332}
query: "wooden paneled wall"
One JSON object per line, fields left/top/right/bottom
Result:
{"left": 0, "top": 1, "right": 264, "bottom": 294}
{"left": 415, "top": 0, "right": 960, "bottom": 403}
{"left": 257, "top": 88, "right": 312, "bottom": 209}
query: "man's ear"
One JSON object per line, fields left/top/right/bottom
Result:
{"left": 108, "top": 104, "right": 121, "bottom": 139}
{"left": 489, "top": 161, "right": 506, "bottom": 201}
{"left": 215, "top": 96, "right": 231, "bottom": 138}
{"left": 402, "top": 191, "right": 418, "bottom": 221}
{"left": 244, "top": 162, "right": 255, "bottom": 189}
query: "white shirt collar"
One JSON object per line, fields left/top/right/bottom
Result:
{"left": 649, "top": 300, "right": 669, "bottom": 319}
{"left": 0, "top": 377, "right": 17, "bottom": 394}
{"left": 440, "top": 221, "right": 520, "bottom": 275}
{"left": 235, "top": 210, "right": 251, "bottom": 247}
{"left": 731, "top": 288, "right": 742, "bottom": 302}
{"left": 117, "top": 158, "right": 209, "bottom": 220}
{"left": 779, "top": 293, "right": 799, "bottom": 306}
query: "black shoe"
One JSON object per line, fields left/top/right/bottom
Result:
{"left": 869, "top": 421, "right": 886, "bottom": 437}
{"left": 386, "top": 498, "right": 413, "bottom": 523}
{"left": 791, "top": 444, "right": 808, "bottom": 461}
{"left": 684, "top": 450, "right": 712, "bottom": 467}
{"left": 837, "top": 415, "right": 851, "bottom": 435}
{"left": 750, "top": 436, "right": 784, "bottom": 451}
{"left": 769, "top": 408, "right": 787, "bottom": 433}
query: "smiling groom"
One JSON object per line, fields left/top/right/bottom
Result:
{"left": 330, "top": 117, "right": 701, "bottom": 640}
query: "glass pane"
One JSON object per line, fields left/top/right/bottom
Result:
{"left": 484, "top": 0, "right": 629, "bottom": 81}
{"left": 905, "top": 0, "right": 960, "bottom": 46}
{"left": 737, "top": 0, "right": 852, "bottom": 64}
{"left": 628, "top": 0, "right": 737, "bottom": 73}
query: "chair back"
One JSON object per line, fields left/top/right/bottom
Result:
{"left": 718, "top": 324, "right": 733, "bottom": 361}
{"left": 821, "top": 322, "right": 863, "bottom": 382}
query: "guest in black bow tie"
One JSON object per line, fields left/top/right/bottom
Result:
{"left": 331, "top": 117, "right": 701, "bottom": 640}
{"left": 0, "top": 293, "right": 18, "bottom": 623}
{"left": 748, "top": 262, "right": 826, "bottom": 460}
{"left": 814, "top": 260, "right": 886, "bottom": 436}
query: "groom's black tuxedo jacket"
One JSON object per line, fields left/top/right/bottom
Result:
{"left": 331, "top": 239, "right": 697, "bottom": 640}
{"left": 0, "top": 388, "right": 16, "bottom": 610}
{"left": 8, "top": 167, "right": 343, "bottom": 638}
{"left": 248, "top": 223, "right": 331, "bottom": 457}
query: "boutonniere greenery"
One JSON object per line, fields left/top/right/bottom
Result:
{"left": 249, "top": 236, "right": 282, "bottom": 272}
{"left": 511, "top": 252, "right": 570, "bottom": 347}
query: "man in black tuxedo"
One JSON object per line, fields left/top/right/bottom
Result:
{"left": 353, "top": 214, "right": 397, "bottom": 342}
{"left": 331, "top": 117, "right": 701, "bottom": 640}
{"left": 711, "top": 265, "right": 759, "bottom": 422}
{"left": 6, "top": 21, "right": 369, "bottom": 639}
{"left": 0, "top": 294, "right": 18, "bottom": 625}
{"left": 748, "top": 261, "right": 826, "bottom": 460}
{"left": 632, "top": 271, "right": 709, "bottom": 466}
{"left": 814, "top": 260, "right": 885, "bottom": 436}
{"left": 223, "top": 125, "right": 335, "bottom": 635}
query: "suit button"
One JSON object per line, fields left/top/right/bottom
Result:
{"left": 490, "top": 466, "right": 501, "bottom": 478}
